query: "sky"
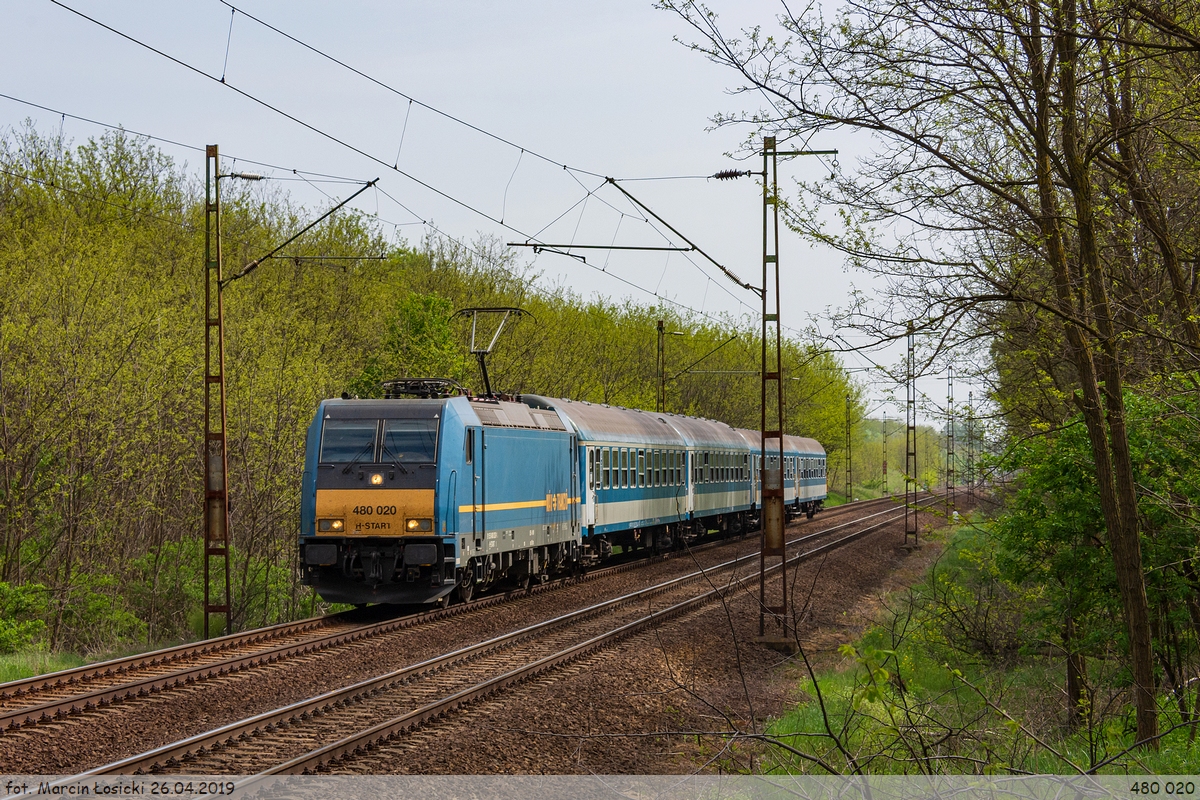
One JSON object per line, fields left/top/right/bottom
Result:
{"left": 1, "top": 0, "right": 974, "bottom": 425}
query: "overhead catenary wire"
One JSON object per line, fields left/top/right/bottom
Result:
{"left": 0, "top": 91, "right": 366, "bottom": 184}
{"left": 45, "top": 4, "right": 768, "bottom": 322}
{"left": 0, "top": 95, "right": 743, "bottom": 333}
{"left": 216, "top": 0, "right": 608, "bottom": 181}
{"left": 36, "top": 3, "right": 812, "bottom": 343}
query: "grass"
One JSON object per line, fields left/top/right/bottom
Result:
{"left": 0, "top": 647, "right": 87, "bottom": 683}
{"left": 760, "top": 518, "right": 1200, "bottom": 775}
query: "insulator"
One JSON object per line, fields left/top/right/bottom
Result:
{"left": 711, "top": 169, "right": 749, "bottom": 181}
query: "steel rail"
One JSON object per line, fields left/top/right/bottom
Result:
{"left": 0, "top": 614, "right": 345, "bottom": 702}
{"left": 1, "top": 495, "right": 898, "bottom": 731}
{"left": 75, "top": 494, "right": 936, "bottom": 777}
{"left": 252, "top": 496, "right": 937, "bottom": 777}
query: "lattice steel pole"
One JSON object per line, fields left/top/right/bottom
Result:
{"left": 882, "top": 412, "right": 889, "bottom": 496}
{"left": 203, "top": 145, "right": 232, "bottom": 638}
{"left": 845, "top": 394, "right": 852, "bottom": 501}
{"left": 967, "top": 390, "right": 975, "bottom": 499}
{"left": 947, "top": 366, "right": 955, "bottom": 509}
{"left": 904, "top": 323, "right": 919, "bottom": 546}
{"left": 759, "top": 136, "right": 788, "bottom": 639}
{"left": 657, "top": 320, "right": 665, "bottom": 413}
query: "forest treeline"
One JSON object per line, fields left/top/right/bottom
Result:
{"left": 663, "top": 0, "right": 1200, "bottom": 766}
{"left": 0, "top": 125, "right": 867, "bottom": 655}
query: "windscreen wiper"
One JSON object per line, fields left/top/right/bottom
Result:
{"left": 340, "top": 439, "right": 377, "bottom": 474}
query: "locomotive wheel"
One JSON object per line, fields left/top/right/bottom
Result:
{"left": 456, "top": 569, "right": 475, "bottom": 603}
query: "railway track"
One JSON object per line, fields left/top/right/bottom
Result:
{"left": 0, "top": 496, "right": 904, "bottom": 734}
{"left": 69, "top": 494, "right": 938, "bottom": 777}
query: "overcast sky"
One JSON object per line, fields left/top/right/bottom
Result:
{"left": 2, "top": 0, "right": 972, "bottom": 424}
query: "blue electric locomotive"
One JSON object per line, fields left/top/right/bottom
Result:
{"left": 299, "top": 391, "right": 826, "bottom": 606}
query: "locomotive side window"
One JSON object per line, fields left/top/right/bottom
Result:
{"left": 382, "top": 418, "right": 439, "bottom": 464}
{"left": 320, "top": 420, "right": 379, "bottom": 463}
{"left": 465, "top": 428, "right": 474, "bottom": 464}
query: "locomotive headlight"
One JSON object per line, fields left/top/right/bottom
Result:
{"left": 318, "top": 518, "right": 345, "bottom": 532}
{"left": 406, "top": 518, "right": 433, "bottom": 532}
{"left": 370, "top": 473, "right": 384, "bottom": 485}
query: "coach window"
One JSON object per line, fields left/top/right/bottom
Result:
{"left": 636, "top": 449, "right": 644, "bottom": 487}
{"left": 618, "top": 448, "right": 627, "bottom": 488}
{"left": 674, "top": 451, "right": 681, "bottom": 485}
{"left": 602, "top": 448, "right": 611, "bottom": 490}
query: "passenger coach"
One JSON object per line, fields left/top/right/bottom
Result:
{"left": 299, "top": 392, "right": 826, "bottom": 606}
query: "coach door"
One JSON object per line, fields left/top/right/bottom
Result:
{"left": 569, "top": 436, "right": 578, "bottom": 532}
{"left": 469, "top": 427, "right": 485, "bottom": 544}
{"left": 686, "top": 451, "right": 695, "bottom": 514}
{"left": 584, "top": 446, "right": 596, "bottom": 527}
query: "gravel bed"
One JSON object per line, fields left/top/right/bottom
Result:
{"left": 327, "top": 502, "right": 959, "bottom": 774}
{"left": 0, "top": 514, "right": 851, "bottom": 774}
{"left": 0, "top": 506, "right": 926, "bottom": 777}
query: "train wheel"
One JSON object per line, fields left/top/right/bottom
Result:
{"left": 456, "top": 569, "right": 475, "bottom": 603}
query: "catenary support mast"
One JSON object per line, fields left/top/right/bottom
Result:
{"left": 203, "top": 145, "right": 232, "bottom": 639}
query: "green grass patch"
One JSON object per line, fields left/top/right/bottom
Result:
{"left": 0, "top": 646, "right": 87, "bottom": 684}
{"left": 762, "top": 518, "right": 1200, "bottom": 774}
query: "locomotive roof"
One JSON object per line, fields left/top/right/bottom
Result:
{"left": 320, "top": 398, "right": 446, "bottom": 419}
{"left": 466, "top": 397, "right": 567, "bottom": 431}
